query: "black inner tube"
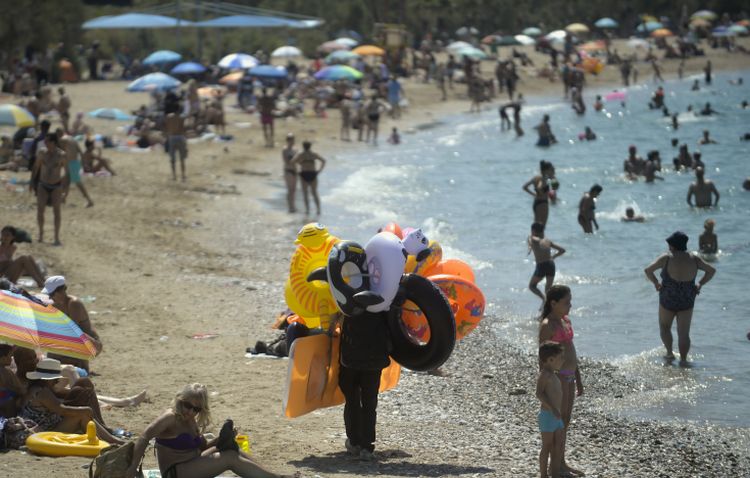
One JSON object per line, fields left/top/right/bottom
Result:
{"left": 387, "top": 274, "right": 456, "bottom": 371}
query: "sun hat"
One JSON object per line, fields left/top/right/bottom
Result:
{"left": 41, "top": 276, "right": 65, "bottom": 295}
{"left": 26, "top": 358, "right": 64, "bottom": 380}
{"left": 666, "top": 231, "right": 689, "bottom": 251}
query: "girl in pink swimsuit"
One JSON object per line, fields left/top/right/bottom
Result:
{"left": 539, "top": 285, "right": 585, "bottom": 477}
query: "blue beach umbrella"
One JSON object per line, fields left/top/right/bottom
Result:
{"left": 217, "top": 53, "right": 259, "bottom": 70}
{"left": 87, "top": 108, "right": 134, "bottom": 121}
{"left": 126, "top": 73, "right": 181, "bottom": 92}
{"left": 595, "top": 18, "right": 619, "bottom": 29}
{"left": 247, "top": 65, "right": 288, "bottom": 79}
{"left": 325, "top": 50, "right": 360, "bottom": 64}
{"left": 522, "top": 27, "right": 543, "bottom": 37}
{"left": 143, "top": 50, "right": 182, "bottom": 66}
{"left": 729, "top": 24, "right": 748, "bottom": 35}
{"left": 711, "top": 26, "right": 733, "bottom": 37}
{"left": 170, "top": 62, "right": 207, "bottom": 75}
{"left": 636, "top": 22, "right": 663, "bottom": 33}
{"left": 313, "top": 65, "right": 363, "bottom": 81}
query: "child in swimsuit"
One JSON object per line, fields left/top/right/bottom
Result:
{"left": 536, "top": 342, "right": 565, "bottom": 478}
{"left": 538, "top": 285, "right": 585, "bottom": 477}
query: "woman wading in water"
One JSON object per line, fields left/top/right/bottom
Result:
{"left": 292, "top": 141, "right": 326, "bottom": 216}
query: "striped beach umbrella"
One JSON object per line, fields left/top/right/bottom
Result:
{"left": 0, "top": 105, "right": 35, "bottom": 127}
{"left": 218, "top": 53, "right": 259, "bottom": 69}
{"left": 126, "top": 73, "right": 181, "bottom": 92}
{"left": 0, "top": 290, "right": 99, "bottom": 360}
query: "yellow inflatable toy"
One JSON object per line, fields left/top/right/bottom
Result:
{"left": 25, "top": 421, "right": 110, "bottom": 457}
{"left": 283, "top": 333, "right": 401, "bottom": 418}
{"left": 582, "top": 57, "right": 604, "bottom": 75}
{"left": 284, "top": 223, "right": 340, "bottom": 329}
{"left": 404, "top": 240, "right": 443, "bottom": 276}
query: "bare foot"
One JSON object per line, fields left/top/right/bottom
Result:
{"left": 562, "top": 463, "right": 585, "bottom": 476}
{"left": 129, "top": 390, "right": 149, "bottom": 406}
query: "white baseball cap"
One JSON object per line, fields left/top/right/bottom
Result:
{"left": 41, "top": 276, "right": 66, "bottom": 295}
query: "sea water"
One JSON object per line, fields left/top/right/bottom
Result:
{"left": 318, "top": 71, "right": 750, "bottom": 428}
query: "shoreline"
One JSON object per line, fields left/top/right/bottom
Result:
{"left": 1, "top": 40, "right": 749, "bottom": 477}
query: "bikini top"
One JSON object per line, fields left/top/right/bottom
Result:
{"left": 156, "top": 433, "right": 203, "bottom": 451}
{"left": 550, "top": 315, "right": 574, "bottom": 344}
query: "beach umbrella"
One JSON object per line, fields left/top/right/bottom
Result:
{"left": 690, "top": 18, "right": 712, "bottom": 29}
{"left": 319, "top": 40, "right": 349, "bottom": 53}
{"left": 218, "top": 53, "right": 259, "bottom": 69}
{"left": 711, "top": 26, "right": 733, "bottom": 37}
{"left": 0, "top": 289, "right": 99, "bottom": 360}
{"left": 87, "top": 108, "right": 134, "bottom": 121}
{"left": 126, "top": 72, "right": 181, "bottom": 92}
{"left": 248, "top": 65, "right": 288, "bottom": 79}
{"left": 651, "top": 28, "right": 674, "bottom": 38}
{"left": 595, "top": 17, "right": 618, "bottom": 29}
{"left": 456, "top": 47, "right": 489, "bottom": 60}
{"left": 578, "top": 40, "right": 606, "bottom": 52}
{"left": 219, "top": 71, "right": 243, "bottom": 85}
{"left": 691, "top": 10, "right": 718, "bottom": 21}
{"left": 637, "top": 21, "right": 663, "bottom": 33}
{"left": 737, "top": 20, "right": 750, "bottom": 27}
{"left": 641, "top": 14, "right": 658, "bottom": 23}
{"left": 446, "top": 41, "right": 473, "bottom": 52}
{"left": 352, "top": 45, "right": 385, "bottom": 56}
{"left": 324, "top": 50, "right": 360, "bottom": 64}
{"left": 335, "top": 29, "right": 362, "bottom": 42}
{"left": 729, "top": 24, "right": 748, "bottom": 35}
{"left": 545, "top": 30, "right": 567, "bottom": 41}
{"left": 271, "top": 46, "right": 303, "bottom": 58}
{"left": 142, "top": 50, "right": 182, "bottom": 66}
{"left": 480, "top": 34, "right": 500, "bottom": 45}
{"left": 0, "top": 104, "right": 35, "bottom": 128}
{"left": 455, "top": 26, "right": 479, "bottom": 36}
{"left": 627, "top": 38, "right": 650, "bottom": 49}
{"left": 514, "top": 34, "right": 536, "bottom": 46}
{"left": 522, "top": 27, "right": 543, "bottom": 37}
{"left": 566, "top": 23, "right": 590, "bottom": 34}
{"left": 314, "top": 65, "right": 363, "bottom": 81}
{"left": 334, "top": 37, "right": 358, "bottom": 48}
{"left": 170, "top": 62, "right": 206, "bottom": 75}
{"left": 494, "top": 36, "right": 521, "bottom": 46}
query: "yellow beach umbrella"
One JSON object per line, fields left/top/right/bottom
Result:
{"left": 651, "top": 28, "right": 674, "bottom": 38}
{"left": 565, "top": 23, "right": 590, "bottom": 34}
{"left": 0, "top": 104, "right": 35, "bottom": 128}
{"left": 352, "top": 45, "right": 385, "bottom": 56}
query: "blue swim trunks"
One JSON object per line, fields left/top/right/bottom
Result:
{"left": 538, "top": 409, "right": 564, "bottom": 433}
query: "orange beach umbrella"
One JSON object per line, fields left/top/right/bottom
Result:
{"left": 651, "top": 28, "right": 674, "bottom": 38}
{"left": 352, "top": 45, "right": 385, "bottom": 56}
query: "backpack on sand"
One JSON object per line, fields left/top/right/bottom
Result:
{"left": 88, "top": 441, "right": 143, "bottom": 478}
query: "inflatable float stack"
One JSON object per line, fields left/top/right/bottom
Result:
{"left": 282, "top": 222, "right": 486, "bottom": 418}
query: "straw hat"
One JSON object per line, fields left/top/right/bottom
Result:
{"left": 26, "top": 358, "right": 64, "bottom": 380}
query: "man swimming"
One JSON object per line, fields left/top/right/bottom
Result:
{"left": 687, "top": 167, "right": 720, "bottom": 208}
{"left": 622, "top": 207, "right": 645, "bottom": 222}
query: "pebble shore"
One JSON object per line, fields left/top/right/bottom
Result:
{"left": 291, "top": 318, "right": 750, "bottom": 477}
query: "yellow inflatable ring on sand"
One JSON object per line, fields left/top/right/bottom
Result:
{"left": 284, "top": 223, "right": 340, "bottom": 328}
{"left": 25, "top": 422, "right": 110, "bottom": 457}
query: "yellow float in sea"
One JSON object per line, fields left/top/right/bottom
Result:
{"left": 25, "top": 421, "right": 110, "bottom": 457}
{"left": 284, "top": 223, "right": 340, "bottom": 328}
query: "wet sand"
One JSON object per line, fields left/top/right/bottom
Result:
{"left": 1, "top": 39, "right": 749, "bottom": 477}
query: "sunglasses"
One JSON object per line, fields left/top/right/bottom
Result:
{"left": 181, "top": 400, "right": 202, "bottom": 413}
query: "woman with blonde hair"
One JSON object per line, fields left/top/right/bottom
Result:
{"left": 127, "top": 383, "right": 291, "bottom": 478}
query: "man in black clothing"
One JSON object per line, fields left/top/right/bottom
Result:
{"left": 339, "top": 309, "right": 391, "bottom": 460}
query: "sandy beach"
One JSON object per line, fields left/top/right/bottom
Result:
{"left": 1, "top": 39, "right": 750, "bottom": 477}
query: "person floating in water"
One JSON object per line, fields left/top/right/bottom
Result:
{"left": 593, "top": 95, "right": 603, "bottom": 112}
{"left": 691, "top": 79, "right": 700, "bottom": 91}
{"left": 699, "top": 102, "right": 717, "bottom": 116}
{"left": 580, "top": 127, "right": 596, "bottom": 141}
{"left": 699, "top": 130, "right": 717, "bottom": 145}
{"left": 527, "top": 222, "right": 565, "bottom": 303}
{"left": 621, "top": 207, "right": 645, "bottom": 222}
{"left": 687, "top": 167, "right": 719, "bottom": 208}
{"left": 699, "top": 219, "right": 718, "bottom": 254}
{"left": 649, "top": 86, "right": 665, "bottom": 109}
{"left": 644, "top": 231, "right": 716, "bottom": 364}
{"left": 387, "top": 127, "right": 400, "bottom": 145}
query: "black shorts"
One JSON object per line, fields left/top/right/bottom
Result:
{"left": 533, "top": 260, "right": 556, "bottom": 278}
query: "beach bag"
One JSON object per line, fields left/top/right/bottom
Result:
{"left": 88, "top": 441, "right": 143, "bottom": 478}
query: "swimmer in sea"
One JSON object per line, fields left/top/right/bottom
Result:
{"left": 534, "top": 114, "right": 557, "bottom": 147}
{"left": 582, "top": 127, "right": 596, "bottom": 141}
{"left": 527, "top": 222, "right": 565, "bottom": 303}
{"left": 691, "top": 79, "right": 700, "bottom": 91}
{"left": 699, "top": 130, "right": 717, "bottom": 145}
{"left": 699, "top": 219, "right": 718, "bottom": 254}
{"left": 699, "top": 102, "right": 717, "bottom": 116}
{"left": 692, "top": 152, "right": 705, "bottom": 170}
{"left": 577, "top": 184, "right": 602, "bottom": 234}
{"left": 671, "top": 114, "right": 679, "bottom": 131}
{"left": 621, "top": 207, "right": 645, "bottom": 222}
{"left": 744, "top": 178, "right": 750, "bottom": 191}
{"left": 644, "top": 152, "right": 664, "bottom": 183}
{"left": 522, "top": 160, "right": 556, "bottom": 226}
{"left": 687, "top": 167, "right": 719, "bottom": 208}
{"left": 593, "top": 95, "right": 603, "bottom": 112}
{"left": 623, "top": 145, "right": 644, "bottom": 179}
